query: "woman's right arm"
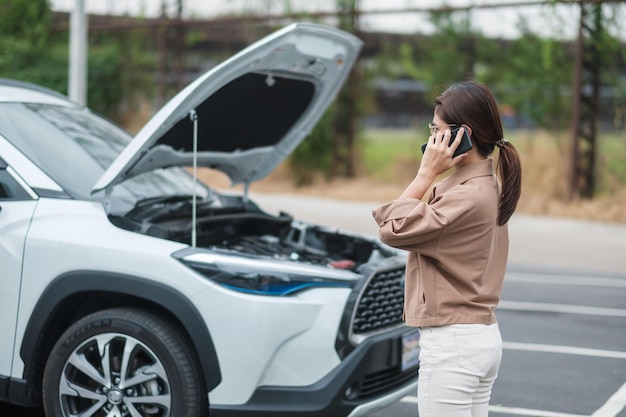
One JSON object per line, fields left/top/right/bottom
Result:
{"left": 372, "top": 198, "right": 446, "bottom": 255}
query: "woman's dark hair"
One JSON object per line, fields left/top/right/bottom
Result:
{"left": 434, "top": 80, "right": 521, "bottom": 225}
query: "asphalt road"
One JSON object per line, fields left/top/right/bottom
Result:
{"left": 3, "top": 194, "right": 626, "bottom": 417}
{"left": 367, "top": 269, "right": 626, "bottom": 417}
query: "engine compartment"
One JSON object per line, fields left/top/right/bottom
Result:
{"left": 110, "top": 193, "right": 391, "bottom": 271}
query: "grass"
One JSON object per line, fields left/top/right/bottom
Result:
{"left": 360, "top": 128, "right": 423, "bottom": 180}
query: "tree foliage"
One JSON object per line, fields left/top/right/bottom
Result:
{"left": 0, "top": 1, "right": 154, "bottom": 123}
{"left": 0, "top": 0, "right": 50, "bottom": 42}
{"left": 372, "top": 8, "right": 578, "bottom": 131}
{"left": 0, "top": 0, "right": 64, "bottom": 90}
{"left": 288, "top": 106, "right": 335, "bottom": 185}
{"left": 87, "top": 30, "right": 155, "bottom": 118}
{"left": 288, "top": 0, "right": 366, "bottom": 184}
{"left": 496, "top": 26, "right": 574, "bottom": 130}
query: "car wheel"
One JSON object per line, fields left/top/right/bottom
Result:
{"left": 42, "top": 307, "right": 207, "bottom": 417}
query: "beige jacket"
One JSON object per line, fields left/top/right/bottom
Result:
{"left": 372, "top": 159, "right": 508, "bottom": 327}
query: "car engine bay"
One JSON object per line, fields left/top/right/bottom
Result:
{"left": 110, "top": 192, "right": 393, "bottom": 271}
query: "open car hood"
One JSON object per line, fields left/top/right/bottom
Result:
{"left": 92, "top": 23, "right": 362, "bottom": 194}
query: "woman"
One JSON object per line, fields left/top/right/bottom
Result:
{"left": 372, "top": 80, "right": 522, "bottom": 417}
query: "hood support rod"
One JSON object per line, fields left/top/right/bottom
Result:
{"left": 243, "top": 182, "right": 250, "bottom": 203}
{"left": 190, "top": 109, "right": 198, "bottom": 248}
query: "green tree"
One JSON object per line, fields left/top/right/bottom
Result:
{"left": 369, "top": 8, "right": 577, "bottom": 132}
{"left": 422, "top": 10, "right": 477, "bottom": 87}
{"left": 491, "top": 21, "right": 574, "bottom": 130}
{"left": 371, "top": 9, "right": 482, "bottom": 104}
{"left": 288, "top": 106, "right": 335, "bottom": 185}
{"left": 0, "top": 0, "right": 50, "bottom": 41}
{"left": 288, "top": 0, "right": 367, "bottom": 184}
{"left": 88, "top": 30, "right": 155, "bottom": 119}
{"left": 0, "top": 0, "right": 64, "bottom": 90}
{"left": 0, "top": 1, "right": 154, "bottom": 124}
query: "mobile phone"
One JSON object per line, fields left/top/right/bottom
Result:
{"left": 421, "top": 126, "right": 473, "bottom": 157}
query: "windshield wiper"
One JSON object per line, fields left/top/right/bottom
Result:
{"left": 126, "top": 195, "right": 198, "bottom": 220}
{"left": 134, "top": 195, "right": 196, "bottom": 208}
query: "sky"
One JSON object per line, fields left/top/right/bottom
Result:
{"left": 48, "top": 0, "right": 624, "bottom": 40}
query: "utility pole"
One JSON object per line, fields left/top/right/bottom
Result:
{"left": 569, "top": 0, "right": 603, "bottom": 199}
{"left": 69, "top": 0, "right": 88, "bottom": 105}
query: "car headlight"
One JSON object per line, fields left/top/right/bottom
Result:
{"left": 173, "top": 249, "right": 356, "bottom": 296}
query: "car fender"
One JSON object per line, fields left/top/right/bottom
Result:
{"left": 13, "top": 270, "right": 221, "bottom": 405}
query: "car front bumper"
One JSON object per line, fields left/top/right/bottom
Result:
{"left": 210, "top": 326, "right": 419, "bottom": 417}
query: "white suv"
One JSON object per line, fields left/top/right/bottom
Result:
{"left": 0, "top": 23, "right": 419, "bottom": 417}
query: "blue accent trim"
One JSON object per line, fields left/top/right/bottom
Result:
{"left": 220, "top": 281, "right": 352, "bottom": 296}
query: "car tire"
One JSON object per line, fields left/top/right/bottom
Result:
{"left": 42, "top": 307, "right": 208, "bottom": 417}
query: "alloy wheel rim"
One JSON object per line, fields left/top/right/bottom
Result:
{"left": 58, "top": 333, "right": 171, "bottom": 417}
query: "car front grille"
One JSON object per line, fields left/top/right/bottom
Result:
{"left": 352, "top": 268, "right": 404, "bottom": 335}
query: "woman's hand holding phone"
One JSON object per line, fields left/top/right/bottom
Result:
{"left": 421, "top": 126, "right": 473, "bottom": 157}
{"left": 399, "top": 127, "right": 470, "bottom": 200}
{"left": 419, "top": 127, "right": 470, "bottom": 177}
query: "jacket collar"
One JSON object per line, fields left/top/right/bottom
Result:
{"left": 433, "top": 158, "right": 494, "bottom": 196}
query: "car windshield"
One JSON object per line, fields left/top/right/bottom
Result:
{"left": 0, "top": 103, "right": 210, "bottom": 208}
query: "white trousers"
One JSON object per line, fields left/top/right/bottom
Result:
{"left": 417, "top": 323, "right": 502, "bottom": 417}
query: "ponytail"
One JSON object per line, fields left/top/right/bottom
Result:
{"left": 496, "top": 141, "right": 522, "bottom": 226}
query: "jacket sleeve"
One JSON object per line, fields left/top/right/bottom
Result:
{"left": 371, "top": 188, "right": 474, "bottom": 255}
